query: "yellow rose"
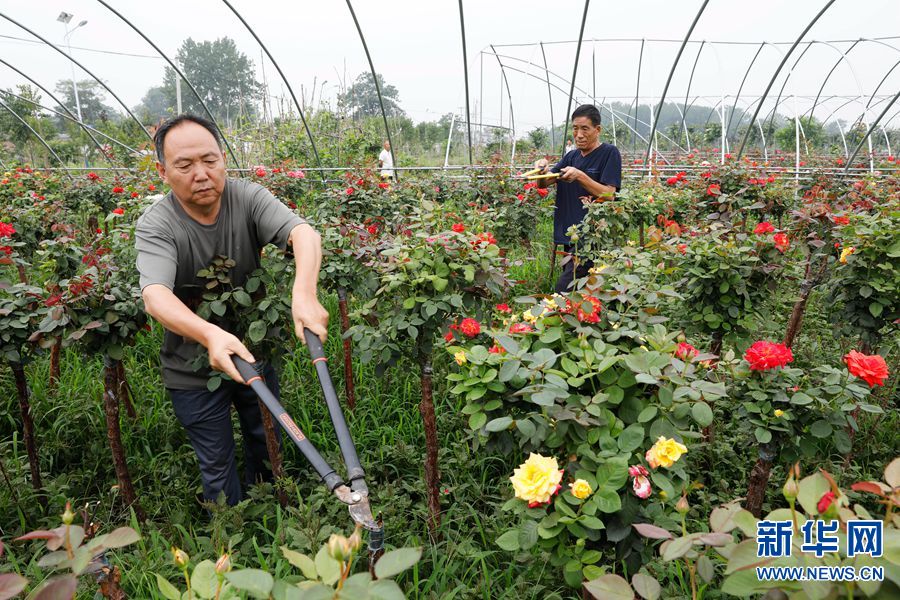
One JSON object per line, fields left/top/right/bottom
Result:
{"left": 839, "top": 246, "right": 855, "bottom": 264}
{"left": 544, "top": 297, "right": 559, "bottom": 310}
{"left": 774, "top": 409, "right": 784, "bottom": 417}
{"left": 454, "top": 351, "right": 467, "bottom": 365}
{"left": 645, "top": 436, "right": 688, "bottom": 469}
{"left": 522, "top": 309, "right": 538, "bottom": 324}
{"left": 569, "top": 479, "right": 593, "bottom": 500}
{"left": 510, "top": 453, "right": 563, "bottom": 505}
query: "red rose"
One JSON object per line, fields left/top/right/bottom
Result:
{"left": 773, "top": 232, "right": 790, "bottom": 253}
{"left": 130, "top": 192, "right": 139, "bottom": 198}
{"left": 767, "top": 175, "right": 775, "bottom": 183}
{"left": 675, "top": 342, "right": 699, "bottom": 360}
{"left": 378, "top": 182, "right": 390, "bottom": 189}
{"left": 112, "top": 186, "right": 124, "bottom": 194}
{"left": 443, "top": 330, "right": 455, "bottom": 343}
{"left": 576, "top": 295, "right": 602, "bottom": 324}
{"left": 831, "top": 215, "right": 849, "bottom": 226}
{"left": 817, "top": 491, "right": 836, "bottom": 514}
{"left": 666, "top": 176, "right": 679, "bottom": 186}
{"left": 706, "top": 184, "right": 721, "bottom": 196}
{"left": 677, "top": 244, "right": 687, "bottom": 254}
{"left": 523, "top": 182, "right": 537, "bottom": 191}
{"left": 495, "top": 303, "right": 511, "bottom": 313}
{"left": 748, "top": 178, "right": 758, "bottom": 185}
{"left": 725, "top": 153, "right": 732, "bottom": 159}
{"left": 459, "top": 318, "right": 481, "bottom": 338}
{"left": 366, "top": 224, "right": 378, "bottom": 235}
{"left": 536, "top": 188, "right": 549, "bottom": 198}
{"left": 87, "top": 172, "right": 100, "bottom": 181}
{"left": 844, "top": 350, "right": 889, "bottom": 387}
{"left": 0, "top": 245, "right": 12, "bottom": 256}
{"left": 357, "top": 179, "right": 364, "bottom": 186}
{"left": 517, "top": 193, "right": 525, "bottom": 201}
{"left": 148, "top": 184, "right": 156, "bottom": 191}
{"left": 744, "top": 341, "right": 794, "bottom": 371}
{"left": 0, "top": 222, "right": 15, "bottom": 237}
{"left": 473, "top": 232, "right": 497, "bottom": 246}
{"left": 489, "top": 344, "right": 506, "bottom": 355}
{"left": 255, "top": 167, "right": 267, "bottom": 177}
{"left": 112, "top": 207, "right": 124, "bottom": 215}
{"left": 753, "top": 221, "right": 775, "bottom": 234}
{"left": 452, "top": 223, "right": 466, "bottom": 233}
{"left": 288, "top": 201, "right": 297, "bottom": 209}
{"left": 345, "top": 187, "right": 355, "bottom": 195}
{"left": 509, "top": 322, "right": 534, "bottom": 334}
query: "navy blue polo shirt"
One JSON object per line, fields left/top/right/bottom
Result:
{"left": 550, "top": 143, "right": 622, "bottom": 245}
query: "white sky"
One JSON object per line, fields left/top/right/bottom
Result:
{"left": 0, "top": 0, "right": 898, "bottom": 135}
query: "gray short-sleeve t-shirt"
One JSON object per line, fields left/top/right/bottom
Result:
{"left": 135, "top": 177, "right": 305, "bottom": 389}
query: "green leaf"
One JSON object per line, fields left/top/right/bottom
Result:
{"left": 432, "top": 277, "right": 448, "bottom": 292}
{"left": 691, "top": 402, "right": 713, "bottom": 427}
{"left": 155, "top": 574, "right": 181, "bottom": 600}
{"left": 580, "top": 515, "right": 605, "bottom": 531}
{"left": 809, "top": 420, "right": 833, "bottom": 438}
{"left": 869, "top": 302, "right": 884, "bottom": 317}
{"left": 564, "top": 559, "right": 583, "bottom": 588}
{"left": 518, "top": 520, "right": 539, "bottom": 550}
{"left": 617, "top": 423, "right": 645, "bottom": 453}
{"left": 754, "top": 427, "right": 772, "bottom": 444}
{"left": 485, "top": 416, "right": 513, "bottom": 432}
{"left": 280, "top": 546, "right": 316, "bottom": 579}
{"left": 190, "top": 560, "right": 217, "bottom": 599}
{"left": 594, "top": 488, "right": 622, "bottom": 513}
{"left": 224, "top": 569, "right": 274, "bottom": 599}
{"left": 468, "top": 412, "right": 487, "bottom": 430}
{"left": 662, "top": 536, "right": 694, "bottom": 561}
{"left": 210, "top": 300, "right": 227, "bottom": 316}
{"left": 696, "top": 554, "right": 715, "bottom": 583}
{"left": 314, "top": 546, "right": 341, "bottom": 586}
{"left": 499, "top": 359, "right": 520, "bottom": 382}
{"left": 232, "top": 290, "right": 252, "bottom": 307}
{"left": 0, "top": 573, "right": 28, "bottom": 600}
{"left": 797, "top": 472, "right": 831, "bottom": 516}
{"left": 496, "top": 530, "right": 520, "bottom": 551}
{"left": 595, "top": 457, "right": 629, "bottom": 490}
{"left": 631, "top": 573, "right": 661, "bottom": 600}
{"left": 248, "top": 320, "right": 267, "bottom": 343}
{"left": 374, "top": 547, "right": 423, "bottom": 579}
{"left": 637, "top": 406, "right": 658, "bottom": 423}
{"left": 584, "top": 574, "right": 634, "bottom": 599}
{"left": 369, "top": 579, "right": 406, "bottom": 600}
{"left": 100, "top": 527, "right": 140, "bottom": 549}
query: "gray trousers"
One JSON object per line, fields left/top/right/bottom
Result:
{"left": 169, "top": 364, "right": 279, "bottom": 506}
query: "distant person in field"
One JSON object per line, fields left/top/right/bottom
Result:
{"left": 565, "top": 138, "right": 575, "bottom": 154}
{"left": 535, "top": 104, "right": 622, "bottom": 293}
{"left": 379, "top": 140, "right": 394, "bottom": 180}
{"left": 135, "top": 114, "right": 329, "bottom": 506}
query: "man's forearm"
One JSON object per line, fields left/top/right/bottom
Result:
{"left": 142, "top": 284, "right": 217, "bottom": 346}
{"left": 289, "top": 223, "right": 322, "bottom": 295}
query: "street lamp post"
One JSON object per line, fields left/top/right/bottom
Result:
{"left": 57, "top": 12, "right": 87, "bottom": 124}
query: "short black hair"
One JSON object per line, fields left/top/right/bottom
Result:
{"left": 571, "top": 104, "right": 602, "bottom": 127}
{"left": 154, "top": 114, "right": 223, "bottom": 164}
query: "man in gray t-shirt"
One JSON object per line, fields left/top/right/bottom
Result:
{"left": 135, "top": 114, "right": 328, "bottom": 505}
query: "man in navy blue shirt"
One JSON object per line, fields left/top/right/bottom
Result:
{"left": 535, "top": 104, "right": 622, "bottom": 293}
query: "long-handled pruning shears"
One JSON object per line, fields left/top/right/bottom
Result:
{"left": 231, "top": 329, "right": 385, "bottom": 569}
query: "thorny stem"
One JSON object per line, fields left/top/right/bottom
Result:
{"left": 686, "top": 558, "right": 697, "bottom": 600}
{"left": 182, "top": 566, "right": 191, "bottom": 599}
{"left": 788, "top": 498, "right": 799, "bottom": 534}
{"left": 64, "top": 523, "right": 73, "bottom": 560}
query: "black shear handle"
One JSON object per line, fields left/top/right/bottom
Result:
{"left": 231, "top": 353, "right": 343, "bottom": 491}
{"left": 301, "top": 328, "right": 366, "bottom": 487}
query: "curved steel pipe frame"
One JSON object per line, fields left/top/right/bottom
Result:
{"left": 844, "top": 89, "right": 900, "bottom": 172}
{"left": 345, "top": 0, "right": 398, "bottom": 174}
{"left": 0, "top": 97, "right": 72, "bottom": 177}
{"left": 540, "top": 42, "right": 556, "bottom": 150}
{"left": 632, "top": 39, "right": 644, "bottom": 155}
{"left": 644, "top": 0, "right": 709, "bottom": 164}
{"left": 677, "top": 40, "right": 705, "bottom": 149}
{"left": 763, "top": 42, "right": 814, "bottom": 140}
{"left": 96, "top": 0, "right": 241, "bottom": 169}
{"left": 0, "top": 12, "right": 152, "bottom": 144}
{"left": 806, "top": 40, "right": 861, "bottom": 122}
{"left": 0, "top": 58, "right": 132, "bottom": 166}
{"left": 457, "top": 0, "right": 473, "bottom": 164}
{"left": 725, "top": 42, "right": 766, "bottom": 140}
{"left": 735, "top": 0, "right": 837, "bottom": 160}
{"left": 220, "top": 0, "right": 324, "bottom": 182}
{"left": 560, "top": 0, "right": 590, "bottom": 157}
{"left": 489, "top": 45, "right": 516, "bottom": 163}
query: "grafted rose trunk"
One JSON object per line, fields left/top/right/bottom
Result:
{"left": 115, "top": 361, "right": 137, "bottom": 419}
{"left": 103, "top": 359, "right": 145, "bottom": 522}
{"left": 257, "top": 397, "right": 288, "bottom": 508}
{"left": 10, "top": 361, "right": 43, "bottom": 499}
{"left": 48, "top": 342, "right": 61, "bottom": 391}
{"left": 419, "top": 360, "right": 441, "bottom": 536}
{"left": 745, "top": 456, "right": 774, "bottom": 517}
